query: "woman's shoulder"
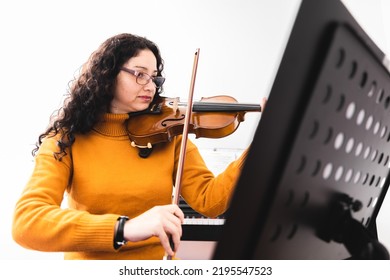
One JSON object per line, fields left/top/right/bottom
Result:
{"left": 38, "top": 133, "right": 64, "bottom": 156}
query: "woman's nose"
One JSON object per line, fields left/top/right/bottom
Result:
{"left": 143, "top": 78, "right": 156, "bottom": 91}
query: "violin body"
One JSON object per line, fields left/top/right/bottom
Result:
{"left": 127, "top": 95, "right": 261, "bottom": 148}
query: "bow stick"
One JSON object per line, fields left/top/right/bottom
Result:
{"left": 164, "top": 48, "right": 200, "bottom": 260}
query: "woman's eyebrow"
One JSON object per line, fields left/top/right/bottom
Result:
{"left": 133, "top": 65, "right": 158, "bottom": 73}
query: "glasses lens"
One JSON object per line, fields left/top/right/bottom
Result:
{"left": 136, "top": 73, "right": 150, "bottom": 85}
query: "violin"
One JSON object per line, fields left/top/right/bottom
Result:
{"left": 127, "top": 95, "right": 262, "bottom": 149}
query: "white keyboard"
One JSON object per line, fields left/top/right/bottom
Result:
{"left": 184, "top": 217, "right": 225, "bottom": 225}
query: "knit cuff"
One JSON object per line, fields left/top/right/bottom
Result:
{"left": 72, "top": 214, "right": 119, "bottom": 252}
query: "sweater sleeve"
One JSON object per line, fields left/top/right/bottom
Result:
{"left": 177, "top": 138, "right": 249, "bottom": 218}
{"left": 12, "top": 136, "right": 119, "bottom": 252}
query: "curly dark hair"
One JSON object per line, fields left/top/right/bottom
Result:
{"left": 32, "top": 33, "right": 165, "bottom": 160}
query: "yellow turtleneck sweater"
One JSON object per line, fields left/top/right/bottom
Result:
{"left": 12, "top": 113, "right": 247, "bottom": 260}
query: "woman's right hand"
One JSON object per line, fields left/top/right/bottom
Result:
{"left": 123, "top": 204, "right": 184, "bottom": 257}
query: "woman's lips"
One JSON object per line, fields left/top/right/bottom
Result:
{"left": 138, "top": 96, "right": 152, "bottom": 102}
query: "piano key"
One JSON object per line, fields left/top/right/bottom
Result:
{"left": 184, "top": 218, "right": 225, "bottom": 225}
{"left": 179, "top": 198, "right": 226, "bottom": 240}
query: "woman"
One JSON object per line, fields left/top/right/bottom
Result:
{"left": 12, "top": 33, "right": 264, "bottom": 260}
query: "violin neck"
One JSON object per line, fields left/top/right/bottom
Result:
{"left": 191, "top": 102, "right": 261, "bottom": 112}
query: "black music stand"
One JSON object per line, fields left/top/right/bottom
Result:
{"left": 213, "top": 0, "right": 390, "bottom": 259}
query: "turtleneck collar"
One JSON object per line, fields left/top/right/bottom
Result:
{"left": 93, "top": 113, "right": 129, "bottom": 137}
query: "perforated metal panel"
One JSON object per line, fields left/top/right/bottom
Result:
{"left": 214, "top": 0, "right": 390, "bottom": 260}
{"left": 252, "top": 24, "right": 390, "bottom": 259}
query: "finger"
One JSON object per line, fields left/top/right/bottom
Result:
{"left": 171, "top": 231, "right": 181, "bottom": 253}
{"left": 164, "top": 212, "right": 183, "bottom": 237}
{"left": 173, "top": 207, "right": 185, "bottom": 222}
{"left": 163, "top": 215, "right": 183, "bottom": 240}
{"left": 164, "top": 214, "right": 183, "bottom": 250}
{"left": 261, "top": 97, "right": 267, "bottom": 111}
{"left": 168, "top": 204, "right": 185, "bottom": 222}
{"left": 164, "top": 233, "right": 180, "bottom": 254}
{"left": 159, "top": 231, "right": 175, "bottom": 256}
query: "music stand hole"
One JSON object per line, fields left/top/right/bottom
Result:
{"left": 335, "top": 166, "right": 344, "bottom": 181}
{"left": 363, "top": 146, "right": 371, "bottom": 159}
{"left": 270, "top": 225, "right": 282, "bottom": 242}
{"left": 367, "top": 81, "right": 376, "bottom": 97}
{"left": 367, "top": 197, "right": 373, "bottom": 207}
{"left": 287, "top": 224, "right": 298, "bottom": 240}
{"left": 356, "top": 109, "right": 365, "bottom": 126}
{"left": 378, "top": 153, "right": 384, "bottom": 164}
{"left": 353, "top": 171, "right": 361, "bottom": 184}
{"left": 337, "top": 95, "right": 346, "bottom": 112}
{"left": 377, "top": 88, "right": 384, "bottom": 104}
{"left": 376, "top": 177, "right": 381, "bottom": 187}
{"left": 312, "top": 160, "right": 321, "bottom": 176}
{"left": 355, "top": 142, "right": 363, "bottom": 156}
{"left": 323, "top": 163, "right": 333, "bottom": 180}
{"left": 365, "top": 115, "right": 374, "bottom": 130}
{"left": 301, "top": 191, "right": 310, "bottom": 207}
{"left": 345, "top": 137, "right": 354, "bottom": 153}
{"left": 334, "top": 132, "right": 344, "bottom": 150}
{"left": 362, "top": 173, "right": 369, "bottom": 185}
{"left": 369, "top": 175, "right": 375, "bottom": 186}
{"left": 345, "top": 101, "right": 355, "bottom": 118}
{"left": 380, "top": 126, "right": 387, "bottom": 138}
{"left": 383, "top": 155, "right": 389, "bottom": 166}
{"left": 371, "top": 149, "right": 378, "bottom": 162}
{"left": 324, "top": 127, "right": 333, "bottom": 144}
{"left": 360, "top": 71, "right": 368, "bottom": 88}
{"left": 349, "top": 60, "right": 357, "bottom": 79}
{"left": 345, "top": 168, "right": 353, "bottom": 182}
{"left": 335, "top": 48, "right": 345, "bottom": 68}
{"left": 373, "top": 122, "right": 380, "bottom": 135}
{"left": 384, "top": 96, "right": 390, "bottom": 109}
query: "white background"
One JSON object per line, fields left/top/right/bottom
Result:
{"left": 0, "top": 0, "right": 389, "bottom": 260}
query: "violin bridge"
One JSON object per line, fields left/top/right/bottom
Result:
{"left": 172, "top": 97, "right": 179, "bottom": 113}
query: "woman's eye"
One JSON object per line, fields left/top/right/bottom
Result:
{"left": 140, "top": 73, "right": 151, "bottom": 80}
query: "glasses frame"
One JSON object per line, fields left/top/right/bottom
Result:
{"left": 120, "top": 67, "right": 165, "bottom": 88}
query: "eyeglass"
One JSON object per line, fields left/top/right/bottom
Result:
{"left": 120, "top": 67, "right": 165, "bottom": 88}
